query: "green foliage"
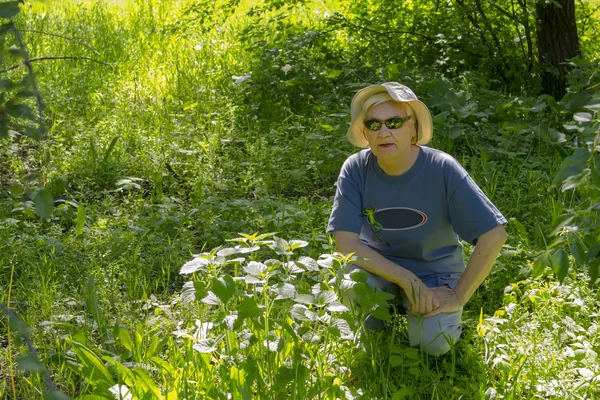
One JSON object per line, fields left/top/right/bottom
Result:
{"left": 1, "top": 0, "right": 600, "bottom": 398}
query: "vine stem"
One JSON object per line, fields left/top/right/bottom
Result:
{"left": 9, "top": 20, "right": 45, "bottom": 138}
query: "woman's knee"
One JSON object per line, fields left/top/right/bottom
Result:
{"left": 414, "top": 329, "right": 460, "bottom": 356}
{"left": 408, "top": 312, "right": 462, "bottom": 356}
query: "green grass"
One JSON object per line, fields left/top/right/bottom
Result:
{"left": 1, "top": 0, "right": 599, "bottom": 398}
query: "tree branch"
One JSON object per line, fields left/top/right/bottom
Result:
{"left": 1, "top": 56, "right": 114, "bottom": 73}
{"left": 326, "top": 13, "right": 484, "bottom": 57}
{"left": 18, "top": 29, "right": 100, "bottom": 55}
{"left": 9, "top": 21, "right": 45, "bottom": 138}
{"left": 0, "top": 303, "right": 57, "bottom": 392}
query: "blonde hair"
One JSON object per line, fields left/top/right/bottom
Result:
{"left": 360, "top": 93, "right": 419, "bottom": 143}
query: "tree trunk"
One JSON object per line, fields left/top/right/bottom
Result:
{"left": 536, "top": 0, "right": 580, "bottom": 99}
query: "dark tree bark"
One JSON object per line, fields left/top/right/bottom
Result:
{"left": 536, "top": 0, "right": 580, "bottom": 99}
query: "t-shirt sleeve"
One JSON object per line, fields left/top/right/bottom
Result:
{"left": 326, "top": 157, "right": 363, "bottom": 235}
{"left": 448, "top": 175, "right": 507, "bottom": 245}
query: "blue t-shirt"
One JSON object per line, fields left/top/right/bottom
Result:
{"left": 327, "top": 146, "right": 507, "bottom": 284}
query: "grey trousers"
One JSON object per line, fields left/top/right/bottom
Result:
{"left": 341, "top": 264, "right": 463, "bottom": 357}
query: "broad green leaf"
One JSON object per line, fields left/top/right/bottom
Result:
{"left": 349, "top": 269, "right": 368, "bottom": 283}
{"left": 370, "top": 304, "right": 390, "bottom": 321}
{"left": 390, "top": 355, "right": 403, "bottom": 367}
{"left": 85, "top": 276, "right": 104, "bottom": 335}
{"left": 551, "top": 249, "right": 569, "bottom": 283}
{"left": 532, "top": 253, "right": 550, "bottom": 278}
{"left": 585, "top": 244, "right": 600, "bottom": 264}
{"left": 43, "top": 390, "right": 71, "bottom": 400}
{"left": 212, "top": 275, "right": 235, "bottom": 304}
{"left": 0, "top": 2, "right": 20, "bottom": 19}
{"left": 16, "top": 353, "right": 43, "bottom": 371}
{"left": 75, "top": 204, "right": 86, "bottom": 236}
{"left": 570, "top": 241, "right": 585, "bottom": 267}
{"left": 325, "top": 69, "right": 343, "bottom": 79}
{"left": 34, "top": 188, "right": 53, "bottom": 219}
{"left": 236, "top": 298, "right": 264, "bottom": 327}
{"left": 5, "top": 102, "right": 34, "bottom": 120}
{"left": 72, "top": 342, "right": 113, "bottom": 384}
{"left": 550, "top": 214, "right": 574, "bottom": 235}
{"left": 391, "top": 386, "right": 418, "bottom": 399}
{"left": 553, "top": 148, "right": 590, "bottom": 186}
{"left": 118, "top": 328, "right": 134, "bottom": 352}
{"left": 101, "top": 135, "right": 120, "bottom": 165}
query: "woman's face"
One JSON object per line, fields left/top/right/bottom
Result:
{"left": 363, "top": 101, "right": 416, "bottom": 160}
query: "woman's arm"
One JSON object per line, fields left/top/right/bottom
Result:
{"left": 424, "top": 224, "right": 508, "bottom": 318}
{"left": 335, "top": 231, "right": 440, "bottom": 315}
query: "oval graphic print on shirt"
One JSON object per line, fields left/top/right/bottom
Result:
{"left": 374, "top": 207, "right": 428, "bottom": 230}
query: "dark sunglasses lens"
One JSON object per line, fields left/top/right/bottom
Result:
{"left": 386, "top": 118, "right": 405, "bottom": 129}
{"left": 364, "top": 120, "right": 381, "bottom": 130}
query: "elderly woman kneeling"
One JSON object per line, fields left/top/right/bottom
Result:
{"left": 327, "top": 82, "right": 507, "bottom": 356}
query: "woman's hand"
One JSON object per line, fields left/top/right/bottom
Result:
{"left": 400, "top": 276, "right": 440, "bottom": 315}
{"left": 423, "top": 286, "right": 464, "bottom": 318}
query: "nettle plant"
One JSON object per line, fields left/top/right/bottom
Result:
{"left": 537, "top": 89, "right": 600, "bottom": 287}
{"left": 178, "top": 232, "right": 392, "bottom": 399}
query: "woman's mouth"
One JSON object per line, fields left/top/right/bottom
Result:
{"left": 379, "top": 143, "right": 394, "bottom": 148}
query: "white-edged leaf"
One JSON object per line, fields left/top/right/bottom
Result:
{"left": 283, "top": 261, "right": 305, "bottom": 274}
{"left": 304, "top": 309, "right": 320, "bottom": 321}
{"left": 297, "top": 256, "right": 319, "bottom": 271}
{"left": 301, "top": 332, "right": 320, "bottom": 344}
{"left": 244, "top": 261, "right": 267, "bottom": 276}
{"left": 193, "top": 322, "right": 214, "bottom": 341}
{"left": 244, "top": 275, "right": 265, "bottom": 284}
{"left": 326, "top": 302, "right": 349, "bottom": 313}
{"left": 573, "top": 112, "right": 593, "bottom": 122}
{"left": 578, "top": 368, "right": 595, "bottom": 378}
{"left": 263, "top": 336, "right": 283, "bottom": 352}
{"left": 330, "top": 318, "right": 353, "bottom": 340}
{"left": 317, "top": 257, "right": 335, "bottom": 269}
{"left": 181, "top": 281, "right": 196, "bottom": 304}
{"left": 217, "top": 246, "right": 260, "bottom": 257}
{"left": 224, "top": 314, "right": 237, "bottom": 330}
{"left": 291, "top": 304, "right": 310, "bottom": 321}
{"left": 288, "top": 240, "right": 308, "bottom": 249}
{"left": 223, "top": 257, "right": 246, "bottom": 264}
{"left": 201, "top": 291, "right": 221, "bottom": 305}
{"left": 271, "top": 283, "right": 296, "bottom": 300}
{"left": 180, "top": 257, "right": 210, "bottom": 274}
{"left": 193, "top": 338, "right": 216, "bottom": 353}
{"left": 315, "top": 291, "right": 337, "bottom": 306}
{"left": 294, "top": 294, "right": 315, "bottom": 305}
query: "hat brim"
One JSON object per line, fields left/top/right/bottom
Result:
{"left": 346, "top": 83, "right": 433, "bottom": 148}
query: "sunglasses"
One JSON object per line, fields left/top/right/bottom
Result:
{"left": 363, "top": 115, "right": 413, "bottom": 131}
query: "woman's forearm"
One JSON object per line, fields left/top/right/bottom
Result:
{"left": 454, "top": 225, "right": 507, "bottom": 305}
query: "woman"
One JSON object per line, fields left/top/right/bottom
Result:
{"left": 327, "top": 82, "right": 507, "bottom": 356}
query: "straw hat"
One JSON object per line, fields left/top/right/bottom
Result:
{"left": 347, "top": 82, "right": 433, "bottom": 148}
